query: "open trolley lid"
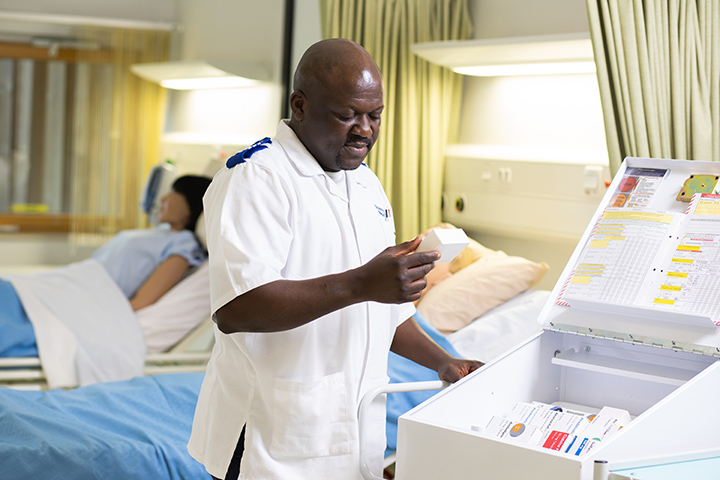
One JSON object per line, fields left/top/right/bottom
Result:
{"left": 538, "top": 157, "right": 720, "bottom": 357}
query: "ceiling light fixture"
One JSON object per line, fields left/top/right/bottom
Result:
{"left": 411, "top": 33, "right": 596, "bottom": 77}
{"left": 130, "top": 60, "right": 268, "bottom": 90}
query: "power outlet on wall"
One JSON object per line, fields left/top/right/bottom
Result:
{"left": 498, "top": 167, "right": 512, "bottom": 183}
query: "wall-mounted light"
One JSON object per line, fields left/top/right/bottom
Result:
{"left": 411, "top": 33, "right": 596, "bottom": 77}
{"left": 454, "top": 61, "right": 595, "bottom": 77}
{"left": 131, "top": 60, "right": 268, "bottom": 90}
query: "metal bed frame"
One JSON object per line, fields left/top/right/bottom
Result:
{"left": 0, "top": 318, "right": 214, "bottom": 390}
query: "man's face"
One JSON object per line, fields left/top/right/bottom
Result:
{"left": 292, "top": 69, "right": 384, "bottom": 172}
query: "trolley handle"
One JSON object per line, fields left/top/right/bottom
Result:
{"left": 358, "top": 380, "right": 449, "bottom": 480}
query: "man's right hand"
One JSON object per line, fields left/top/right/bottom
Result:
{"left": 352, "top": 236, "right": 440, "bottom": 304}
{"left": 215, "top": 237, "right": 439, "bottom": 334}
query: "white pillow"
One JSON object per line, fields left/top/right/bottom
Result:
{"left": 135, "top": 262, "right": 211, "bottom": 353}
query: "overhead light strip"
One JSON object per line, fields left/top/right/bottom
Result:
{"left": 454, "top": 61, "right": 597, "bottom": 77}
{"left": 160, "top": 76, "right": 261, "bottom": 90}
{"left": 131, "top": 61, "right": 267, "bottom": 91}
{"left": 0, "top": 11, "right": 178, "bottom": 31}
{"left": 411, "top": 33, "right": 597, "bottom": 78}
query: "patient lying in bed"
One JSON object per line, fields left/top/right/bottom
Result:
{"left": 0, "top": 175, "right": 212, "bottom": 388}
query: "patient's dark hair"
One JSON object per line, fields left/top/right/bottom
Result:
{"left": 171, "top": 175, "right": 212, "bottom": 232}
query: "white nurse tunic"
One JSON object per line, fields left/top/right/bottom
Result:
{"left": 187, "top": 121, "right": 414, "bottom": 479}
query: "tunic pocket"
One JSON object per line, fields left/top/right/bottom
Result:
{"left": 270, "top": 372, "right": 351, "bottom": 458}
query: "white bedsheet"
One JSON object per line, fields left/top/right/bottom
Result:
{"left": 447, "top": 289, "right": 550, "bottom": 363}
{"left": 5, "top": 259, "right": 145, "bottom": 388}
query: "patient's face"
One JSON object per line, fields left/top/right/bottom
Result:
{"left": 159, "top": 190, "right": 191, "bottom": 231}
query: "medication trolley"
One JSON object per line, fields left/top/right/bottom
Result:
{"left": 395, "top": 157, "right": 720, "bottom": 480}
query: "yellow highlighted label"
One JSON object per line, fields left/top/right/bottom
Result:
{"left": 671, "top": 258, "right": 693, "bottom": 264}
{"left": 602, "top": 211, "right": 673, "bottom": 224}
{"left": 10, "top": 203, "right": 49, "bottom": 213}
{"left": 667, "top": 272, "right": 688, "bottom": 278}
{"left": 695, "top": 201, "right": 720, "bottom": 216}
{"left": 571, "top": 275, "right": 593, "bottom": 284}
{"left": 590, "top": 239, "right": 609, "bottom": 248}
{"left": 604, "top": 236, "right": 626, "bottom": 241}
{"left": 660, "top": 285, "right": 682, "bottom": 291}
{"left": 654, "top": 298, "right": 675, "bottom": 305}
{"left": 677, "top": 245, "right": 701, "bottom": 252}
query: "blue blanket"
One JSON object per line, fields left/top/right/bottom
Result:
{"left": 0, "top": 279, "right": 37, "bottom": 357}
{"left": 385, "top": 312, "right": 460, "bottom": 455}
{"left": 0, "top": 373, "right": 210, "bottom": 480}
{"left": 0, "top": 313, "right": 455, "bottom": 477}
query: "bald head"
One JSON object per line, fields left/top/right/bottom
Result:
{"left": 293, "top": 38, "right": 381, "bottom": 95}
{"left": 288, "top": 39, "right": 385, "bottom": 172}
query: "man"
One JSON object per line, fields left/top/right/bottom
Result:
{"left": 188, "top": 38, "right": 482, "bottom": 480}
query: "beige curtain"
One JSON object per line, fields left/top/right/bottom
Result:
{"left": 320, "top": 0, "right": 473, "bottom": 241}
{"left": 70, "top": 27, "right": 170, "bottom": 245}
{"left": 587, "top": 0, "right": 720, "bottom": 175}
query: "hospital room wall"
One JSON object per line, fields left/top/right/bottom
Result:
{"left": 445, "top": 0, "right": 611, "bottom": 290}
{"left": 158, "top": 0, "right": 322, "bottom": 178}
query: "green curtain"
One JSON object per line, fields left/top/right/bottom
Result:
{"left": 587, "top": 0, "right": 720, "bottom": 175}
{"left": 71, "top": 27, "right": 170, "bottom": 245}
{"left": 319, "top": 0, "right": 473, "bottom": 242}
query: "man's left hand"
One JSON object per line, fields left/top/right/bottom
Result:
{"left": 437, "top": 358, "right": 484, "bottom": 383}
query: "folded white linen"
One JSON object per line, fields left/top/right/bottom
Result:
{"left": 446, "top": 290, "right": 549, "bottom": 363}
{"left": 135, "top": 262, "right": 211, "bottom": 353}
{"left": 6, "top": 259, "right": 145, "bottom": 388}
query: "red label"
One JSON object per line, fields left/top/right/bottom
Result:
{"left": 542, "top": 431, "right": 569, "bottom": 451}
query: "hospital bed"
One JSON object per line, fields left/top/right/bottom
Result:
{"left": 0, "top": 203, "right": 216, "bottom": 389}
{"left": 0, "top": 261, "right": 214, "bottom": 389}
{"left": 0, "top": 284, "right": 549, "bottom": 479}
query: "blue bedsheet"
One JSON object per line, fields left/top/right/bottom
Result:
{"left": 0, "top": 373, "right": 210, "bottom": 480}
{"left": 385, "top": 312, "right": 461, "bottom": 456}
{"left": 0, "top": 312, "right": 455, "bottom": 477}
{"left": 0, "top": 279, "right": 38, "bottom": 357}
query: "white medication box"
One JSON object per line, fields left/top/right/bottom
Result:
{"left": 482, "top": 416, "right": 545, "bottom": 444}
{"left": 417, "top": 228, "right": 469, "bottom": 262}
{"left": 582, "top": 406, "right": 632, "bottom": 442}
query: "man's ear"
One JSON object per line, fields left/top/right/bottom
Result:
{"left": 289, "top": 92, "right": 306, "bottom": 121}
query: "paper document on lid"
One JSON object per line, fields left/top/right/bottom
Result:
{"left": 557, "top": 193, "right": 720, "bottom": 326}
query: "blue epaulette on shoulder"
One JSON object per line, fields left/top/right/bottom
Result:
{"left": 226, "top": 137, "right": 272, "bottom": 168}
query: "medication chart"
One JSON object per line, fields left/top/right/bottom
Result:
{"left": 644, "top": 194, "right": 720, "bottom": 322}
{"left": 557, "top": 168, "right": 720, "bottom": 326}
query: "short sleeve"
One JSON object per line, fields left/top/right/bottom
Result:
{"left": 203, "top": 160, "right": 294, "bottom": 314}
